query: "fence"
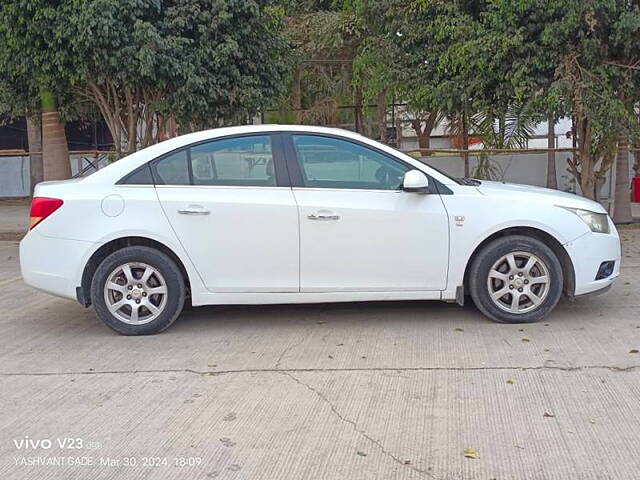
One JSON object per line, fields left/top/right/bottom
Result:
{"left": 1, "top": 147, "right": 635, "bottom": 204}
{"left": 0, "top": 150, "right": 114, "bottom": 197}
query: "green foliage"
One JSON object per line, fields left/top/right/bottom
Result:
{"left": 358, "top": 0, "right": 640, "bottom": 198}
{"left": 66, "top": 0, "right": 290, "bottom": 128}
{"left": 279, "top": 4, "right": 362, "bottom": 125}
{"left": 480, "top": 0, "right": 640, "bottom": 198}
{"left": 0, "top": 0, "right": 77, "bottom": 118}
{"left": 359, "top": 0, "right": 483, "bottom": 114}
{"left": 1, "top": 0, "right": 290, "bottom": 148}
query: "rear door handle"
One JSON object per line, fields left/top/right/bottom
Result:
{"left": 308, "top": 211, "right": 340, "bottom": 221}
{"left": 178, "top": 205, "right": 210, "bottom": 215}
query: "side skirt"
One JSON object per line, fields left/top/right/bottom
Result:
{"left": 190, "top": 290, "right": 443, "bottom": 306}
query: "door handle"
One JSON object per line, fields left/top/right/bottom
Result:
{"left": 308, "top": 211, "right": 340, "bottom": 221}
{"left": 178, "top": 205, "right": 210, "bottom": 215}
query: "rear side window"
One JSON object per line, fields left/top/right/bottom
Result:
{"left": 151, "top": 135, "right": 275, "bottom": 186}
{"left": 153, "top": 150, "right": 190, "bottom": 185}
{"left": 191, "top": 136, "right": 274, "bottom": 186}
{"left": 120, "top": 164, "right": 154, "bottom": 185}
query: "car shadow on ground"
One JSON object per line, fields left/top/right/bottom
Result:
{"left": 58, "top": 295, "right": 594, "bottom": 337}
{"left": 173, "top": 299, "right": 487, "bottom": 332}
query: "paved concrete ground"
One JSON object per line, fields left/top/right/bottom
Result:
{"left": 0, "top": 199, "right": 29, "bottom": 240}
{"left": 0, "top": 230, "right": 639, "bottom": 480}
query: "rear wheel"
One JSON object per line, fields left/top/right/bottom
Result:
{"left": 468, "top": 235, "right": 563, "bottom": 324}
{"left": 91, "top": 246, "right": 185, "bottom": 335}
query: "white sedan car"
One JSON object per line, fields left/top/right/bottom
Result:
{"left": 20, "top": 125, "right": 620, "bottom": 335}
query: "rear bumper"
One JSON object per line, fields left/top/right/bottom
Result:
{"left": 564, "top": 228, "right": 621, "bottom": 296}
{"left": 19, "top": 229, "right": 97, "bottom": 301}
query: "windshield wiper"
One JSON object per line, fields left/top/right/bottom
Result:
{"left": 457, "top": 177, "right": 482, "bottom": 186}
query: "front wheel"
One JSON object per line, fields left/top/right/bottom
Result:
{"left": 91, "top": 246, "right": 186, "bottom": 335}
{"left": 468, "top": 235, "right": 563, "bottom": 324}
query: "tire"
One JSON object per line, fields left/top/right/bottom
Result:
{"left": 91, "top": 246, "right": 186, "bottom": 335}
{"left": 468, "top": 235, "right": 563, "bottom": 324}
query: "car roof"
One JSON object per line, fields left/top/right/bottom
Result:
{"left": 82, "top": 124, "right": 455, "bottom": 186}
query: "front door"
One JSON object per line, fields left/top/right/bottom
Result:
{"left": 154, "top": 134, "right": 299, "bottom": 293}
{"left": 286, "top": 133, "right": 449, "bottom": 292}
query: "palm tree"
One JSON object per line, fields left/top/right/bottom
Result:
{"left": 40, "top": 89, "right": 71, "bottom": 180}
{"left": 446, "top": 105, "right": 538, "bottom": 179}
{"left": 471, "top": 106, "right": 538, "bottom": 150}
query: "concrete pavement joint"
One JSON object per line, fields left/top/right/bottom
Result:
{"left": 280, "top": 370, "right": 439, "bottom": 479}
{"left": 1, "top": 364, "right": 640, "bottom": 377}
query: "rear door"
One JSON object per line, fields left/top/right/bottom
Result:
{"left": 153, "top": 134, "right": 299, "bottom": 293}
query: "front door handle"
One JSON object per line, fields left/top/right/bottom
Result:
{"left": 308, "top": 211, "right": 340, "bottom": 221}
{"left": 178, "top": 205, "right": 210, "bottom": 215}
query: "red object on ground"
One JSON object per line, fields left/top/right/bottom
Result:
{"left": 451, "top": 137, "right": 483, "bottom": 148}
{"left": 633, "top": 177, "right": 640, "bottom": 203}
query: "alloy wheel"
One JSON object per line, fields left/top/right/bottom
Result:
{"left": 103, "top": 262, "right": 168, "bottom": 325}
{"left": 486, "top": 251, "right": 550, "bottom": 314}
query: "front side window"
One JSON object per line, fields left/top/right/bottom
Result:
{"left": 152, "top": 135, "right": 275, "bottom": 186}
{"left": 292, "top": 135, "right": 410, "bottom": 190}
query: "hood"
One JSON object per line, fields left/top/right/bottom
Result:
{"left": 475, "top": 180, "right": 607, "bottom": 213}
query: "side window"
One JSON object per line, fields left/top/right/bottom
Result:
{"left": 151, "top": 135, "right": 276, "bottom": 186}
{"left": 153, "top": 150, "right": 190, "bottom": 185}
{"left": 120, "top": 164, "right": 154, "bottom": 185}
{"left": 292, "top": 135, "right": 409, "bottom": 190}
{"left": 190, "top": 135, "right": 275, "bottom": 186}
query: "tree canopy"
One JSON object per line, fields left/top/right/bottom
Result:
{"left": 359, "top": 0, "right": 640, "bottom": 199}
{"left": 1, "top": 0, "right": 291, "bottom": 155}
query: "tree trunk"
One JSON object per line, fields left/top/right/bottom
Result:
{"left": 40, "top": 89, "right": 71, "bottom": 180}
{"left": 546, "top": 116, "right": 557, "bottom": 189}
{"left": 376, "top": 91, "right": 387, "bottom": 143}
{"left": 411, "top": 112, "right": 439, "bottom": 152}
{"left": 462, "top": 111, "right": 470, "bottom": 177}
{"left": 613, "top": 138, "right": 633, "bottom": 223}
{"left": 292, "top": 66, "right": 303, "bottom": 123}
{"left": 26, "top": 117, "right": 43, "bottom": 196}
{"left": 353, "top": 87, "right": 364, "bottom": 134}
{"left": 410, "top": 119, "right": 427, "bottom": 149}
{"left": 575, "top": 116, "right": 597, "bottom": 200}
{"left": 417, "top": 132, "right": 430, "bottom": 149}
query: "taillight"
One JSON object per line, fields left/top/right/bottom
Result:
{"left": 29, "top": 197, "right": 64, "bottom": 230}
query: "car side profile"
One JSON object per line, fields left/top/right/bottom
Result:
{"left": 20, "top": 125, "right": 621, "bottom": 335}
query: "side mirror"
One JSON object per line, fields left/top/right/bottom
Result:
{"left": 402, "top": 170, "right": 430, "bottom": 193}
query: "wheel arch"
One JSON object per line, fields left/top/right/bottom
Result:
{"left": 462, "top": 226, "right": 576, "bottom": 298}
{"left": 78, "top": 236, "right": 192, "bottom": 307}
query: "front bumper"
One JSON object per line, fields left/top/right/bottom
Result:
{"left": 564, "top": 228, "right": 621, "bottom": 296}
{"left": 19, "top": 229, "right": 97, "bottom": 301}
{"left": 575, "top": 282, "right": 612, "bottom": 297}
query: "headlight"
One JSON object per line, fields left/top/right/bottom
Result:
{"left": 559, "top": 206, "right": 610, "bottom": 233}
